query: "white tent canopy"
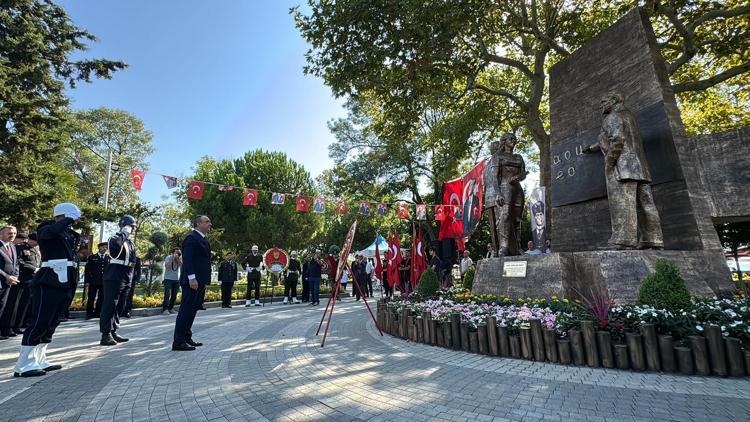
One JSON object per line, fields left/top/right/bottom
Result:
{"left": 357, "top": 234, "right": 389, "bottom": 259}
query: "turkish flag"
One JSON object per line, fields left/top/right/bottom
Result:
{"left": 374, "top": 239, "right": 383, "bottom": 281}
{"left": 435, "top": 205, "right": 447, "bottom": 221}
{"left": 187, "top": 181, "right": 206, "bottom": 200}
{"left": 243, "top": 189, "right": 258, "bottom": 206}
{"left": 439, "top": 178, "right": 463, "bottom": 240}
{"left": 412, "top": 227, "right": 426, "bottom": 287}
{"left": 396, "top": 202, "right": 410, "bottom": 219}
{"left": 296, "top": 195, "right": 310, "bottom": 212}
{"left": 130, "top": 170, "right": 145, "bottom": 191}
{"left": 386, "top": 233, "right": 399, "bottom": 288}
{"left": 335, "top": 200, "right": 349, "bottom": 215}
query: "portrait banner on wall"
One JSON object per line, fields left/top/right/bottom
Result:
{"left": 529, "top": 186, "right": 548, "bottom": 249}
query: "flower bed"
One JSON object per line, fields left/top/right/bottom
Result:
{"left": 377, "top": 288, "right": 750, "bottom": 377}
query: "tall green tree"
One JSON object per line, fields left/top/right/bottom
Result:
{"left": 182, "top": 151, "right": 324, "bottom": 255}
{"left": 66, "top": 107, "right": 155, "bottom": 211}
{"left": 294, "top": 0, "right": 750, "bottom": 208}
{"left": 0, "top": 0, "right": 126, "bottom": 227}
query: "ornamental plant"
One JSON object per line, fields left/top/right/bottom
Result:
{"left": 417, "top": 268, "right": 440, "bottom": 297}
{"left": 462, "top": 267, "right": 476, "bottom": 291}
{"left": 637, "top": 259, "right": 692, "bottom": 313}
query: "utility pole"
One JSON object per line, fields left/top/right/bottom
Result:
{"left": 99, "top": 149, "right": 114, "bottom": 242}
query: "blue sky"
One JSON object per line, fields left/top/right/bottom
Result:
{"left": 60, "top": 0, "right": 345, "bottom": 204}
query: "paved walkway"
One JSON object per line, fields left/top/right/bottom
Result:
{"left": 1, "top": 298, "right": 749, "bottom": 422}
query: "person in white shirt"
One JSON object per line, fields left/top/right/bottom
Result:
{"left": 460, "top": 250, "right": 473, "bottom": 284}
{"left": 365, "top": 258, "right": 374, "bottom": 297}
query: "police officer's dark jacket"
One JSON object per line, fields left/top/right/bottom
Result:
{"left": 34, "top": 217, "right": 80, "bottom": 290}
{"left": 85, "top": 252, "right": 109, "bottom": 286}
{"left": 103, "top": 231, "right": 136, "bottom": 284}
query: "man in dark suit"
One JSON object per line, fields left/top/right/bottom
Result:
{"left": 99, "top": 215, "right": 137, "bottom": 346}
{"left": 84, "top": 242, "right": 108, "bottom": 319}
{"left": 172, "top": 215, "right": 212, "bottom": 351}
{"left": 0, "top": 226, "right": 20, "bottom": 340}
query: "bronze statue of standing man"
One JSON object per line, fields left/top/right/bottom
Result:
{"left": 584, "top": 92, "right": 663, "bottom": 250}
{"left": 483, "top": 133, "right": 526, "bottom": 256}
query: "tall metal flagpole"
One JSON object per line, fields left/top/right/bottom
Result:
{"left": 99, "top": 149, "right": 114, "bottom": 243}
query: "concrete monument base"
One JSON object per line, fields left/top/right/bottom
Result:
{"left": 472, "top": 250, "right": 735, "bottom": 304}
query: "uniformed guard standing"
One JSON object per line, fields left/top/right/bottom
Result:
{"left": 99, "top": 215, "right": 137, "bottom": 346}
{"left": 13, "top": 203, "right": 82, "bottom": 377}
{"left": 242, "top": 245, "right": 263, "bottom": 307}
{"left": 84, "top": 242, "right": 108, "bottom": 319}
{"left": 283, "top": 251, "right": 301, "bottom": 304}
{"left": 10, "top": 233, "right": 40, "bottom": 335}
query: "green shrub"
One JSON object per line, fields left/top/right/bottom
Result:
{"left": 463, "top": 267, "right": 476, "bottom": 291}
{"left": 637, "top": 259, "right": 692, "bottom": 312}
{"left": 417, "top": 268, "right": 440, "bottom": 297}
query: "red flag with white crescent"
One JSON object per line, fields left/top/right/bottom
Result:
{"left": 187, "top": 181, "right": 206, "bottom": 200}
{"left": 130, "top": 170, "right": 145, "bottom": 191}
{"left": 243, "top": 189, "right": 258, "bottom": 206}
{"left": 439, "top": 178, "right": 463, "bottom": 240}
{"left": 374, "top": 237, "right": 383, "bottom": 281}
{"left": 296, "top": 195, "right": 310, "bottom": 212}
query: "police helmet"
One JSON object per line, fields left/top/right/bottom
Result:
{"left": 118, "top": 215, "right": 137, "bottom": 227}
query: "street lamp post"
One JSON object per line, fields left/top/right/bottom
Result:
{"left": 99, "top": 149, "right": 114, "bottom": 243}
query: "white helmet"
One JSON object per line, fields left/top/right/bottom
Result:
{"left": 53, "top": 203, "right": 81, "bottom": 219}
{"left": 251, "top": 245, "right": 259, "bottom": 251}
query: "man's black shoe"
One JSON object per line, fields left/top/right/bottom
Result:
{"left": 100, "top": 333, "right": 117, "bottom": 346}
{"left": 13, "top": 328, "right": 24, "bottom": 335}
{"left": 186, "top": 339, "right": 203, "bottom": 347}
{"left": 0, "top": 335, "right": 8, "bottom": 340}
{"left": 172, "top": 343, "right": 196, "bottom": 351}
{"left": 111, "top": 332, "right": 129, "bottom": 343}
{"left": 198, "top": 306, "right": 207, "bottom": 311}
{"left": 2, "top": 330, "right": 17, "bottom": 337}
{"left": 123, "top": 312, "right": 132, "bottom": 319}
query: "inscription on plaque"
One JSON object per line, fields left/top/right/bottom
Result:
{"left": 502, "top": 261, "right": 527, "bottom": 278}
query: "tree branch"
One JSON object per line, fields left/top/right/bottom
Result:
{"left": 671, "top": 60, "right": 750, "bottom": 92}
{"left": 478, "top": 41, "right": 534, "bottom": 78}
{"left": 689, "top": 6, "right": 750, "bottom": 31}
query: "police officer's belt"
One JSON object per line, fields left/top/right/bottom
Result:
{"left": 41, "top": 261, "right": 76, "bottom": 268}
{"left": 110, "top": 259, "right": 135, "bottom": 267}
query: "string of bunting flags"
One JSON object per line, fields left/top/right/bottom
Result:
{"left": 127, "top": 168, "right": 473, "bottom": 222}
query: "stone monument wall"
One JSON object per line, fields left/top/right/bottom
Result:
{"left": 691, "top": 128, "right": 750, "bottom": 223}
{"left": 548, "top": 8, "right": 722, "bottom": 254}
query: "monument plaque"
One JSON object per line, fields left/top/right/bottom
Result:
{"left": 502, "top": 261, "right": 527, "bottom": 278}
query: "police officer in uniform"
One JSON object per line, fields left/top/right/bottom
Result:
{"left": 99, "top": 215, "right": 137, "bottom": 346}
{"left": 13, "top": 203, "right": 81, "bottom": 377}
{"left": 84, "top": 242, "right": 108, "bottom": 319}
{"left": 243, "top": 245, "right": 262, "bottom": 307}
{"left": 283, "top": 251, "right": 301, "bottom": 304}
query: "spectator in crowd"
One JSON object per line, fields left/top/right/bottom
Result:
{"left": 308, "top": 249, "right": 324, "bottom": 306}
{"left": 459, "top": 250, "right": 473, "bottom": 284}
{"left": 485, "top": 243, "right": 494, "bottom": 259}
{"left": 283, "top": 251, "right": 301, "bottom": 304}
{"left": 399, "top": 252, "right": 411, "bottom": 295}
{"left": 544, "top": 239, "right": 552, "bottom": 253}
{"left": 1, "top": 232, "right": 38, "bottom": 336}
{"left": 525, "top": 240, "right": 542, "bottom": 255}
{"left": 162, "top": 248, "right": 181, "bottom": 315}
{"left": 381, "top": 258, "right": 392, "bottom": 299}
{"left": 0, "top": 226, "right": 20, "bottom": 339}
{"left": 301, "top": 257, "right": 310, "bottom": 303}
{"left": 121, "top": 256, "right": 141, "bottom": 318}
{"left": 428, "top": 247, "right": 443, "bottom": 288}
{"left": 218, "top": 251, "right": 238, "bottom": 308}
{"left": 353, "top": 255, "right": 368, "bottom": 301}
{"left": 84, "top": 242, "right": 108, "bottom": 319}
{"left": 365, "top": 258, "right": 374, "bottom": 298}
